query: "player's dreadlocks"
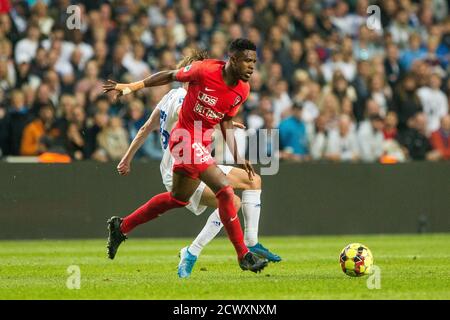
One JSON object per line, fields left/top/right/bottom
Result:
{"left": 176, "top": 50, "right": 209, "bottom": 69}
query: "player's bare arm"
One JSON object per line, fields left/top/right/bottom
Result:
{"left": 117, "top": 107, "right": 161, "bottom": 176}
{"left": 220, "top": 117, "right": 255, "bottom": 180}
{"left": 103, "top": 70, "right": 179, "bottom": 100}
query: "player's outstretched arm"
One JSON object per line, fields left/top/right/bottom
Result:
{"left": 117, "top": 107, "right": 161, "bottom": 176}
{"left": 220, "top": 118, "right": 255, "bottom": 181}
{"left": 103, "top": 70, "right": 179, "bottom": 100}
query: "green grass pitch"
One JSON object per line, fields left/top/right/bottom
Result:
{"left": 1, "top": 234, "right": 449, "bottom": 300}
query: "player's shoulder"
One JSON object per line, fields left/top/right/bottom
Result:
{"left": 165, "top": 87, "right": 186, "bottom": 99}
{"left": 158, "top": 88, "right": 185, "bottom": 110}
{"left": 198, "top": 59, "right": 225, "bottom": 71}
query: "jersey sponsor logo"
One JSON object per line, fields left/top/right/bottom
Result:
{"left": 194, "top": 102, "right": 224, "bottom": 120}
{"left": 205, "top": 87, "right": 215, "bottom": 92}
{"left": 230, "top": 215, "right": 238, "bottom": 222}
{"left": 198, "top": 91, "right": 218, "bottom": 107}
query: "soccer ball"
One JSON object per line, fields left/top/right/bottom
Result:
{"left": 339, "top": 243, "right": 373, "bottom": 277}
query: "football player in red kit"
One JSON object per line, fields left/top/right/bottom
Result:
{"left": 103, "top": 39, "right": 268, "bottom": 273}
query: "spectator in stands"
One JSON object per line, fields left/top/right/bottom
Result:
{"left": 279, "top": 101, "right": 309, "bottom": 161}
{"left": 256, "top": 110, "right": 278, "bottom": 161}
{"left": 399, "top": 33, "right": 427, "bottom": 70}
{"left": 384, "top": 43, "right": 404, "bottom": 89}
{"left": 20, "top": 103, "right": 60, "bottom": 156}
{"left": 125, "top": 99, "right": 162, "bottom": 160}
{"left": 309, "top": 113, "right": 329, "bottom": 161}
{"left": 85, "top": 112, "right": 109, "bottom": 161}
{"left": 430, "top": 114, "right": 450, "bottom": 160}
{"left": 14, "top": 23, "right": 40, "bottom": 64}
{"left": 417, "top": 72, "right": 448, "bottom": 135}
{"left": 390, "top": 74, "right": 423, "bottom": 133}
{"left": 96, "top": 116, "right": 129, "bottom": 161}
{"left": 357, "top": 114, "right": 385, "bottom": 162}
{"left": 368, "top": 72, "right": 392, "bottom": 117}
{"left": 272, "top": 79, "right": 292, "bottom": 127}
{"left": 325, "top": 114, "right": 359, "bottom": 162}
{"left": 398, "top": 112, "right": 438, "bottom": 161}
{"left": 389, "top": 10, "right": 415, "bottom": 50}
{"left": 381, "top": 111, "right": 406, "bottom": 163}
{"left": 74, "top": 59, "right": 104, "bottom": 109}
{"left": 66, "top": 106, "right": 87, "bottom": 160}
{"left": 3, "top": 90, "right": 31, "bottom": 155}
{"left": 0, "top": 0, "right": 448, "bottom": 166}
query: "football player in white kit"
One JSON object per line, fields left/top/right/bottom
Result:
{"left": 116, "top": 52, "right": 281, "bottom": 278}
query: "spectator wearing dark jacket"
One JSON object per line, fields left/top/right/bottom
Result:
{"left": 398, "top": 113, "right": 438, "bottom": 161}
{"left": 390, "top": 74, "right": 423, "bottom": 133}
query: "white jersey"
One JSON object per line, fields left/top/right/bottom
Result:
{"left": 157, "top": 87, "right": 187, "bottom": 187}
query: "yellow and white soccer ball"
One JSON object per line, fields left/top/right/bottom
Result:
{"left": 339, "top": 243, "right": 374, "bottom": 277}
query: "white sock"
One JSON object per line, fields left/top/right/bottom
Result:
{"left": 242, "top": 190, "right": 261, "bottom": 247}
{"left": 188, "top": 209, "right": 223, "bottom": 257}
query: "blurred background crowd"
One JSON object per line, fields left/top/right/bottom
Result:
{"left": 0, "top": 0, "right": 449, "bottom": 163}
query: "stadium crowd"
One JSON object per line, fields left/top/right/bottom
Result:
{"left": 0, "top": 0, "right": 449, "bottom": 163}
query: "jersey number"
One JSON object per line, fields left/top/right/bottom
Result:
{"left": 159, "top": 110, "right": 170, "bottom": 149}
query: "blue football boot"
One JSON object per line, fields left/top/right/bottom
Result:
{"left": 178, "top": 246, "right": 198, "bottom": 278}
{"left": 248, "top": 243, "right": 282, "bottom": 262}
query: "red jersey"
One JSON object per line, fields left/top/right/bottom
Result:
{"left": 174, "top": 59, "right": 249, "bottom": 143}
{"left": 169, "top": 59, "right": 249, "bottom": 179}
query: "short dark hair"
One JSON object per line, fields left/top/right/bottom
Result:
{"left": 229, "top": 38, "right": 256, "bottom": 54}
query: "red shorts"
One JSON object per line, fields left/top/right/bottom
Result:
{"left": 169, "top": 137, "right": 216, "bottom": 180}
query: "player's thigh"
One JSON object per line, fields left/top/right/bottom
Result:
{"left": 199, "top": 164, "right": 230, "bottom": 194}
{"left": 227, "top": 168, "right": 261, "bottom": 190}
{"left": 171, "top": 171, "right": 201, "bottom": 203}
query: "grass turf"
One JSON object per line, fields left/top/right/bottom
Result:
{"left": 0, "top": 234, "right": 449, "bottom": 300}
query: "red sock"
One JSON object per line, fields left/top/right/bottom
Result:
{"left": 120, "top": 192, "right": 188, "bottom": 234}
{"left": 216, "top": 186, "right": 249, "bottom": 260}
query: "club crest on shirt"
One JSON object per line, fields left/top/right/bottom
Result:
{"left": 233, "top": 96, "right": 242, "bottom": 106}
{"left": 183, "top": 65, "right": 192, "bottom": 72}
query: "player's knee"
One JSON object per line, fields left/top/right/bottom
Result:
{"left": 244, "top": 173, "right": 261, "bottom": 190}
{"left": 215, "top": 185, "right": 235, "bottom": 202}
{"left": 170, "top": 190, "right": 190, "bottom": 204}
{"left": 233, "top": 194, "right": 241, "bottom": 210}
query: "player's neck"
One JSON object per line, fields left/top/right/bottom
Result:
{"left": 222, "top": 62, "right": 239, "bottom": 87}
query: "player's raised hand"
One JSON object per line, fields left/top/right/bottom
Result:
{"left": 241, "top": 159, "right": 255, "bottom": 181}
{"left": 117, "top": 158, "right": 131, "bottom": 176}
{"left": 102, "top": 80, "right": 127, "bottom": 101}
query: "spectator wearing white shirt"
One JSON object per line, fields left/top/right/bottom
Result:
{"left": 122, "top": 42, "right": 151, "bottom": 81}
{"left": 32, "top": 1, "right": 54, "bottom": 36}
{"left": 325, "top": 114, "right": 360, "bottom": 162}
{"left": 369, "top": 73, "right": 392, "bottom": 116}
{"left": 357, "top": 115, "right": 385, "bottom": 162}
{"left": 388, "top": 10, "right": 415, "bottom": 49}
{"left": 322, "top": 49, "right": 357, "bottom": 83}
{"left": 271, "top": 80, "right": 292, "bottom": 127}
{"left": 14, "top": 24, "right": 40, "bottom": 64}
{"left": 417, "top": 73, "right": 449, "bottom": 135}
{"left": 309, "top": 113, "right": 329, "bottom": 160}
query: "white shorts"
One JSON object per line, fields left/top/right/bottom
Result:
{"left": 162, "top": 164, "right": 234, "bottom": 215}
